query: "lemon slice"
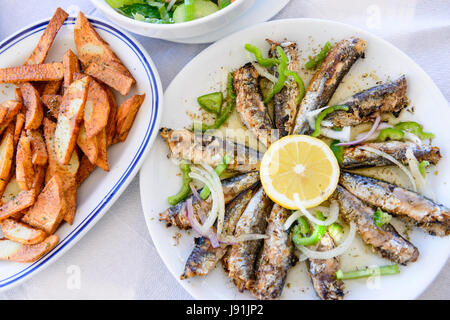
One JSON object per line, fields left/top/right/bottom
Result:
{"left": 260, "top": 135, "right": 340, "bottom": 209}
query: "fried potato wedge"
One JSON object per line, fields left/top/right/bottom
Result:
{"left": 104, "top": 86, "right": 118, "bottom": 147}
{"left": 0, "top": 100, "right": 22, "bottom": 136}
{"left": 13, "top": 114, "right": 25, "bottom": 149}
{"left": 41, "top": 94, "right": 62, "bottom": 119}
{"left": 25, "top": 8, "right": 68, "bottom": 66}
{"left": 16, "top": 132, "right": 35, "bottom": 190}
{"left": 0, "top": 124, "right": 14, "bottom": 195}
{"left": 32, "top": 165, "right": 46, "bottom": 195}
{"left": 0, "top": 189, "right": 36, "bottom": 221}
{"left": 0, "top": 234, "right": 58, "bottom": 262}
{"left": 76, "top": 154, "right": 96, "bottom": 186}
{"left": 54, "top": 76, "right": 90, "bottom": 164}
{"left": 85, "top": 62, "right": 135, "bottom": 96}
{"left": 63, "top": 49, "right": 80, "bottom": 92}
{"left": 96, "top": 129, "right": 109, "bottom": 171}
{"left": 41, "top": 80, "right": 62, "bottom": 96}
{"left": 15, "top": 88, "right": 24, "bottom": 104}
{"left": 2, "top": 176, "right": 21, "bottom": 204}
{"left": 77, "top": 125, "right": 98, "bottom": 164}
{"left": 0, "top": 219, "right": 47, "bottom": 245}
{"left": 22, "top": 175, "right": 66, "bottom": 234}
{"left": 21, "top": 82, "right": 43, "bottom": 130}
{"left": 115, "top": 94, "right": 145, "bottom": 142}
{"left": 27, "top": 129, "right": 48, "bottom": 166}
{"left": 0, "top": 62, "right": 64, "bottom": 83}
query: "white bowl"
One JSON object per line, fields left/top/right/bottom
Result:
{"left": 90, "top": 0, "right": 256, "bottom": 41}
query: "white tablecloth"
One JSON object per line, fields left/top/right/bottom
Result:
{"left": 0, "top": 0, "right": 448, "bottom": 300}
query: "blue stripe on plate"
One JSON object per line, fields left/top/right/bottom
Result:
{"left": 0, "top": 16, "right": 159, "bottom": 287}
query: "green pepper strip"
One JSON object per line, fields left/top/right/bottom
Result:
{"left": 305, "top": 41, "right": 333, "bottom": 70}
{"left": 200, "top": 155, "right": 232, "bottom": 200}
{"left": 197, "top": 92, "right": 223, "bottom": 115}
{"left": 167, "top": 161, "right": 192, "bottom": 205}
{"left": 284, "top": 70, "right": 306, "bottom": 105}
{"left": 394, "top": 121, "right": 435, "bottom": 140}
{"left": 335, "top": 264, "right": 400, "bottom": 280}
{"left": 327, "top": 223, "right": 344, "bottom": 243}
{"left": 244, "top": 44, "right": 280, "bottom": 68}
{"left": 264, "top": 46, "right": 288, "bottom": 104}
{"left": 419, "top": 160, "right": 430, "bottom": 177}
{"left": 373, "top": 209, "right": 392, "bottom": 228}
{"left": 184, "top": 0, "right": 195, "bottom": 21}
{"left": 377, "top": 127, "right": 405, "bottom": 142}
{"left": 296, "top": 216, "right": 311, "bottom": 236}
{"left": 292, "top": 211, "right": 326, "bottom": 246}
{"left": 311, "top": 105, "right": 349, "bottom": 137}
{"left": 330, "top": 140, "right": 344, "bottom": 164}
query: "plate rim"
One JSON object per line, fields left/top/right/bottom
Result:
{"left": 140, "top": 17, "right": 450, "bottom": 300}
{"left": 0, "top": 14, "right": 163, "bottom": 291}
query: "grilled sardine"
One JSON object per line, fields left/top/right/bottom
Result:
{"left": 159, "top": 172, "right": 259, "bottom": 229}
{"left": 324, "top": 76, "right": 408, "bottom": 127}
{"left": 339, "top": 172, "right": 450, "bottom": 236}
{"left": 233, "top": 63, "right": 274, "bottom": 146}
{"left": 181, "top": 189, "right": 255, "bottom": 279}
{"left": 342, "top": 141, "right": 441, "bottom": 169}
{"left": 225, "top": 187, "right": 273, "bottom": 292}
{"left": 160, "top": 128, "right": 263, "bottom": 173}
{"left": 334, "top": 186, "right": 419, "bottom": 265}
{"left": 292, "top": 37, "right": 367, "bottom": 135}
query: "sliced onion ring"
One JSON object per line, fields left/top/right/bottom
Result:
{"left": 251, "top": 62, "right": 278, "bottom": 83}
{"left": 293, "top": 194, "right": 339, "bottom": 226}
{"left": 336, "top": 115, "right": 381, "bottom": 146}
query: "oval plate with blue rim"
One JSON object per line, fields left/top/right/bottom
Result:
{"left": 0, "top": 14, "right": 163, "bottom": 291}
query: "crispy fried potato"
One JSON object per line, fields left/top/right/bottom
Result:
{"left": 115, "top": 94, "right": 145, "bottom": 142}
{"left": 22, "top": 175, "right": 66, "bottom": 234}
{"left": 16, "top": 132, "right": 35, "bottom": 190}
{"left": 0, "top": 234, "right": 58, "bottom": 262}
{"left": 77, "top": 125, "right": 98, "bottom": 164}
{"left": 104, "top": 86, "right": 118, "bottom": 147}
{"left": 27, "top": 129, "right": 48, "bottom": 166}
{"left": 21, "top": 82, "right": 43, "bottom": 130}
{"left": 41, "top": 94, "right": 61, "bottom": 119}
{"left": 1, "top": 176, "right": 20, "bottom": 204}
{"left": 96, "top": 129, "right": 109, "bottom": 171}
{"left": 15, "top": 88, "right": 23, "bottom": 104}
{"left": 0, "top": 62, "right": 64, "bottom": 83}
{"left": 13, "top": 113, "right": 25, "bottom": 147}
{"left": 0, "top": 124, "right": 14, "bottom": 196}
{"left": 85, "top": 62, "right": 135, "bottom": 96}
{"left": 0, "top": 219, "right": 46, "bottom": 245}
{"left": 76, "top": 154, "right": 96, "bottom": 186}
{"left": 41, "top": 80, "right": 62, "bottom": 96}
{"left": 32, "top": 165, "right": 46, "bottom": 195}
{"left": 0, "top": 107, "right": 8, "bottom": 124}
{"left": 54, "top": 76, "right": 90, "bottom": 164}
{"left": 0, "top": 100, "right": 22, "bottom": 135}
{"left": 0, "top": 189, "right": 36, "bottom": 221}
{"left": 25, "top": 8, "right": 68, "bottom": 66}
{"left": 63, "top": 49, "right": 80, "bottom": 92}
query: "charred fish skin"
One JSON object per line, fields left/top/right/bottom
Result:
{"left": 267, "top": 40, "right": 300, "bottom": 137}
{"left": 159, "top": 172, "right": 260, "bottom": 229}
{"left": 233, "top": 63, "right": 274, "bottom": 147}
{"left": 307, "top": 232, "right": 345, "bottom": 300}
{"left": 325, "top": 76, "right": 408, "bottom": 127}
{"left": 339, "top": 172, "right": 450, "bottom": 237}
{"left": 252, "top": 204, "right": 295, "bottom": 300}
{"left": 181, "top": 189, "right": 254, "bottom": 280}
{"left": 334, "top": 186, "right": 419, "bottom": 265}
{"left": 226, "top": 187, "right": 273, "bottom": 292}
{"left": 292, "top": 37, "right": 367, "bottom": 135}
{"left": 160, "top": 128, "right": 263, "bottom": 173}
{"left": 341, "top": 141, "right": 441, "bottom": 169}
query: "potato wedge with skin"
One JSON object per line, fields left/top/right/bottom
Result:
{"left": 2, "top": 176, "right": 21, "bottom": 204}
{"left": 104, "top": 86, "right": 118, "bottom": 147}
{"left": 54, "top": 76, "right": 90, "bottom": 164}
{"left": 32, "top": 165, "right": 46, "bottom": 195}
{"left": 41, "top": 80, "right": 62, "bottom": 96}
{"left": 27, "top": 129, "right": 48, "bottom": 166}
{"left": 22, "top": 175, "right": 66, "bottom": 234}
{"left": 25, "top": 8, "right": 68, "bottom": 66}
{"left": 0, "top": 234, "right": 58, "bottom": 262}
{"left": 0, "top": 219, "right": 46, "bottom": 245}
{"left": 85, "top": 62, "right": 135, "bottom": 96}
{"left": 41, "top": 94, "right": 62, "bottom": 119}
{"left": 96, "top": 129, "right": 109, "bottom": 171}
{"left": 21, "top": 82, "right": 43, "bottom": 130}
{"left": 76, "top": 154, "right": 96, "bottom": 186}
{"left": 77, "top": 125, "right": 98, "bottom": 164}
{"left": 15, "top": 88, "right": 24, "bottom": 104}
{"left": 0, "top": 124, "right": 14, "bottom": 196}
{"left": 14, "top": 113, "right": 25, "bottom": 147}
{"left": 0, "top": 63, "right": 64, "bottom": 83}
{"left": 0, "top": 100, "right": 22, "bottom": 134}
{"left": 0, "top": 189, "right": 36, "bottom": 221}
{"left": 115, "top": 94, "right": 145, "bottom": 142}
{"left": 16, "top": 132, "right": 35, "bottom": 190}
{"left": 0, "top": 107, "right": 8, "bottom": 124}
{"left": 63, "top": 49, "right": 80, "bottom": 92}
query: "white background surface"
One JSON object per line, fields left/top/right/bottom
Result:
{"left": 0, "top": 0, "right": 448, "bottom": 300}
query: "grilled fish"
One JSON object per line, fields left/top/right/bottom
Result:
{"left": 334, "top": 186, "right": 419, "bottom": 265}
{"left": 233, "top": 63, "right": 274, "bottom": 146}
{"left": 159, "top": 172, "right": 259, "bottom": 229}
{"left": 342, "top": 141, "right": 441, "bottom": 169}
{"left": 180, "top": 188, "right": 254, "bottom": 279}
{"left": 160, "top": 128, "right": 263, "bottom": 173}
{"left": 225, "top": 187, "right": 273, "bottom": 292}
{"left": 324, "top": 76, "right": 408, "bottom": 127}
{"left": 252, "top": 204, "right": 296, "bottom": 300}
{"left": 292, "top": 37, "right": 367, "bottom": 135}
{"left": 339, "top": 172, "right": 450, "bottom": 237}
{"left": 267, "top": 40, "right": 300, "bottom": 137}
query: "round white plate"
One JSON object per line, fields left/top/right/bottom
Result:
{"left": 140, "top": 19, "right": 450, "bottom": 300}
{"left": 0, "top": 15, "right": 163, "bottom": 290}
{"left": 170, "top": 0, "right": 291, "bottom": 44}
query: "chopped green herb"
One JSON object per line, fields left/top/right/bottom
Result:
{"left": 373, "top": 209, "right": 392, "bottom": 228}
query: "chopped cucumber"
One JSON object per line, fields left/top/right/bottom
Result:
{"left": 173, "top": 0, "right": 219, "bottom": 23}
{"left": 106, "top": 0, "right": 144, "bottom": 9}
